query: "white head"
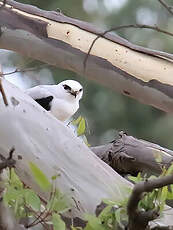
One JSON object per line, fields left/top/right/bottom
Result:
{"left": 57, "top": 80, "right": 83, "bottom": 101}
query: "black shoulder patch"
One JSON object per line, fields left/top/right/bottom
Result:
{"left": 35, "top": 96, "right": 53, "bottom": 111}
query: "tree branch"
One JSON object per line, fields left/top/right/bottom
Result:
{"left": 91, "top": 131, "right": 173, "bottom": 176}
{"left": 84, "top": 23, "right": 173, "bottom": 70}
{"left": 158, "top": 0, "right": 173, "bottom": 16}
{"left": 127, "top": 174, "right": 173, "bottom": 230}
{"left": 1, "top": 0, "right": 173, "bottom": 113}
{"left": 1, "top": 64, "right": 50, "bottom": 76}
{"left": 0, "top": 65, "right": 8, "bottom": 106}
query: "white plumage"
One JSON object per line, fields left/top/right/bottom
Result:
{"left": 25, "top": 80, "right": 83, "bottom": 121}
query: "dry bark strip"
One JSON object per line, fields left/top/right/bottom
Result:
{"left": 1, "top": 1, "right": 173, "bottom": 113}
{"left": 91, "top": 131, "right": 173, "bottom": 176}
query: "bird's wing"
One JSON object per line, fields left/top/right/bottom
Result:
{"left": 35, "top": 96, "right": 54, "bottom": 111}
{"left": 25, "top": 85, "right": 53, "bottom": 99}
{"left": 25, "top": 86, "right": 55, "bottom": 111}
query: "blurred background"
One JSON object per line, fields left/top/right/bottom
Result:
{"left": 1, "top": 0, "right": 173, "bottom": 147}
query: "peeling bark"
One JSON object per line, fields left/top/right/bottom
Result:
{"left": 1, "top": 1, "right": 173, "bottom": 113}
{"left": 91, "top": 132, "right": 173, "bottom": 176}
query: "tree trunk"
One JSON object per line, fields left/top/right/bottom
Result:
{"left": 0, "top": 78, "right": 172, "bottom": 227}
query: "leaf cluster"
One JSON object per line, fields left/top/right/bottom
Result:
{"left": 3, "top": 161, "right": 173, "bottom": 230}
{"left": 3, "top": 164, "right": 68, "bottom": 230}
{"left": 72, "top": 116, "right": 90, "bottom": 146}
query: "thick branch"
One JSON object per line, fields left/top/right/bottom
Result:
{"left": 91, "top": 131, "right": 173, "bottom": 176}
{"left": 84, "top": 23, "right": 173, "bottom": 70}
{"left": 1, "top": 1, "right": 173, "bottom": 113}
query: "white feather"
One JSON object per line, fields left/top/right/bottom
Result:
{"left": 25, "top": 80, "right": 83, "bottom": 121}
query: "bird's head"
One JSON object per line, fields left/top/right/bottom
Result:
{"left": 58, "top": 80, "right": 83, "bottom": 101}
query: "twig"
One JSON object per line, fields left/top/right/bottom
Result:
{"left": 2, "top": 63, "right": 49, "bottom": 76}
{"left": 127, "top": 174, "right": 173, "bottom": 230}
{"left": 8, "top": 147, "right": 15, "bottom": 160}
{"left": 47, "top": 181, "right": 57, "bottom": 212}
{"left": 83, "top": 24, "right": 173, "bottom": 71}
{"left": 26, "top": 185, "right": 54, "bottom": 229}
{"left": 25, "top": 205, "right": 50, "bottom": 230}
{"left": 158, "top": 0, "right": 173, "bottom": 16}
{"left": 0, "top": 66, "right": 8, "bottom": 106}
{"left": 0, "top": 148, "right": 16, "bottom": 172}
{"left": 26, "top": 210, "right": 47, "bottom": 228}
{"left": 0, "top": 78, "right": 8, "bottom": 106}
{"left": 72, "top": 197, "right": 81, "bottom": 212}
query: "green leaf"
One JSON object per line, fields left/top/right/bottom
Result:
{"left": 139, "top": 190, "right": 157, "bottom": 211}
{"left": 115, "top": 208, "right": 124, "bottom": 228}
{"left": 48, "top": 196, "right": 68, "bottom": 213}
{"left": 51, "top": 174, "right": 60, "bottom": 181}
{"left": 72, "top": 116, "right": 82, "bottom": 125}
{"left": 14, "top": 195, "right": 24, "bottom": 215}
{"left": 84, "top": 215, "right": 105, "bottom": 230}
{"left": 52, "top": 213, "right": 65, "bottom": 230}
{"left": 160, "top": 186, "right": 168, "bottom": 211}
{"left": 29, "top": 162, "right": 51, "bottom": 191}
{"left": 71, "top": 227, "right": 82, "bottom": 230}
{"left": 9, "top": 168, "right": 23, "bottom": 189}
{"left": 82, "top": 135, "right": 90, "bottom": 147}
{"left": 77, "top": 117, "right": 86, "bottom": 136}
{"left": 99, "top": 205, "right": 112, "bottom": 219}
{"left": 3, "top": 187, "right": 22, "bottom": 204}
{"left": 167, "top": 185, "right": 173, "bottom": 200}
{"left": 24, "top": 189, "right": 41, "bottom": 211}
{"left": 102, "top": 198, "right": 121, "bottom": 206}
{"left": 128, "top": 172, "right": 142, "bottom": 183}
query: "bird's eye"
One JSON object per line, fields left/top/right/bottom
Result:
{"left": 63, "top": 84, "right": 71, "bottom": 90}
{"left": 79, "top": 88, "right": 83, "bottom": 92}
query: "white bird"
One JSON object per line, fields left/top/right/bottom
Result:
{"left": 25, "top": 80, "right": 83, "bottom": 121}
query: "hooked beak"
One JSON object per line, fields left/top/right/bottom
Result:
{"left": 70, "top": 90, "right": 78, "bottom": 98}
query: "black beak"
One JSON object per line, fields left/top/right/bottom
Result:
{"left": 70, "top": 91, "right": 78, "bottom": 98}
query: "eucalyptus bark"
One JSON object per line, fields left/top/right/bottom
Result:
{"left": 91, "top": 131, "right": 173, "bottom": 176}
{"left": 1, "top": 0, "right": 173, "bottom": 113}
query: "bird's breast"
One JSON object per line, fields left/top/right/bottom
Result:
{"left": 50, "top": 99, "right": 79, "bottom": 121}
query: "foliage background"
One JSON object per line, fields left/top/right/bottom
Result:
{"left": 1, "top": 0, "right": 173, "bottom": 147}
